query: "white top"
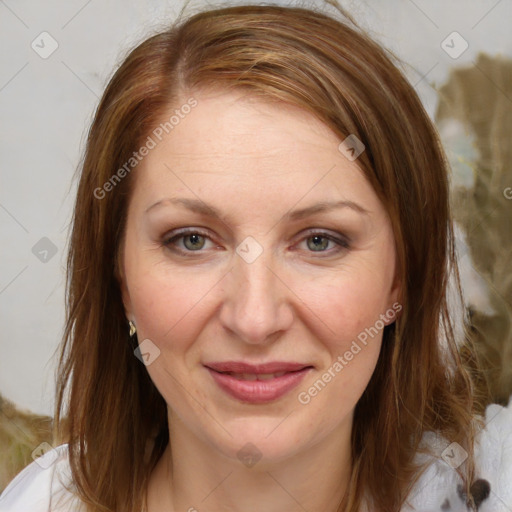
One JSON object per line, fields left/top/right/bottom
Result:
{"left": 1, "top": 398, "right": 511, "bottom": 512}
{"left": 0, "top": 444, "right": 85, "bottom": 512}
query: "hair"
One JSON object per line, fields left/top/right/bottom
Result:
{"left": 54, "top": 2, "right": 488, "bottom": 511}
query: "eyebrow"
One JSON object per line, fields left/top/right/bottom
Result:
{"left": 145, "top": 197, "right": 370, "bottom": 221}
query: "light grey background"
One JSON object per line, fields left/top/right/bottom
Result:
{"left": 1, "top": 0, "right": 511, "bottom": 416}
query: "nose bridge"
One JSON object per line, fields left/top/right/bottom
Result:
{"left": 221, "top": 240, "right": 291, "bottom": 344}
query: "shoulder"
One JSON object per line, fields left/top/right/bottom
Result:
{"left": 401, "top": 396, "right": 512, "bottom": 512}
{"left": 0, "top": 443, "right": 84, "bottom": 512}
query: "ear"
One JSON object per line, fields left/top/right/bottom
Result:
{"left": 389, "top": 273, "right": 402, "bottom": 306}
{"left": 386, "top": 270, "right": 403, "bottom": 325}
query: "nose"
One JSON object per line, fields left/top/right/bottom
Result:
{"left": 218, "top": 247, "right": 294, "bottom": 345}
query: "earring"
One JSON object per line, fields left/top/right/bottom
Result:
{"left": 128, "top": 320, "right": 137, "bottom": 337}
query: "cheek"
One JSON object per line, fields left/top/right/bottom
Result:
{"left": 129, "top": 273, "right": 209, "bottom": 349}
{"left": 305, "top": 267, "right": 392, "bottom": 351}
{"left": 122, "top": 216, "right": 215, "bottom": 347}
{"left": 296, "top": 273, "right": 387, "bottom": 422}
{"left": 127, "top": 272, "right": 215, "bottom": 406}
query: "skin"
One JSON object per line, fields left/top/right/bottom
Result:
{"left": 120, "top": 89, "right": 401, "bottom": 512}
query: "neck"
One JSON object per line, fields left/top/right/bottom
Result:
{"left": 147, "top": 412, "right": 353, "bottom": 512}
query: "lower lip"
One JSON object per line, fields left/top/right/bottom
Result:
{"left": 206, "top": 367, "right": 312, "bottom": 404}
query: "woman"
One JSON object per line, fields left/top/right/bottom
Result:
{"left": 1, "top": 3, "right": 510, "bottom": 512}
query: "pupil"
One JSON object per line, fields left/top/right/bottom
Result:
{"left": 309, "top": 235, "right": 327, "bottom": 251}
{"left": 186, "top": 234, "right": 204, "bottom": 250}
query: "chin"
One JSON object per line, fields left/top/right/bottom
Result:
{"left": 206, "top": 415, "right": 312, "bottom": 467}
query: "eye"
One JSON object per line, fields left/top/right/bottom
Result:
{"left": 296, "top": 230, "right": 350, "bottom": 255}
{"left": 162, "top": 228, "right": 350, "bottom": 256}
{"left": 162, "top": 229, "right": 216, "bottom": 253}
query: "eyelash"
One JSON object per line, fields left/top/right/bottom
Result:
{"left": 162, "top": 228, "right": 350, "bottom": 257}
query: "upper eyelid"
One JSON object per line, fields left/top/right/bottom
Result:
{"left": 163, "top": 227, "right": 347, "bottom": 240}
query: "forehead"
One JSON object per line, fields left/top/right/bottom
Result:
{"left": 165, "top": 90, "right": 334, "bottom": 155}
{"left": 131, "top": 89, "right": 381, "bottom": 214}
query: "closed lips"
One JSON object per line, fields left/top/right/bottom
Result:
{"left": 205, "top": 362, "right": 314, "bottom": 403}
{"left": 204, "top": 362, "right": 314, "bottom": 379}
{"left": 219, "top": 371, "right": 289, "bottom": 381}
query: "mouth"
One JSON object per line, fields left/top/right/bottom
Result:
{"left": 214, "top": 371, "right": 291, "bottom": 381}
{"left": 204, "top": 361, "right": 314, "bottom": 403}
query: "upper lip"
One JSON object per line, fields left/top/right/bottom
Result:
{"left": 205, "top": 361, "right": 312, "bottom": 374}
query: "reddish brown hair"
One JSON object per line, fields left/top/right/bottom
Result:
{"left": 55, "top": 3, "right": 487, "bottom": 511}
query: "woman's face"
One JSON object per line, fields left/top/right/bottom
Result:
{"left": 120, "top": 89, "right": 400, "bottom": 464}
